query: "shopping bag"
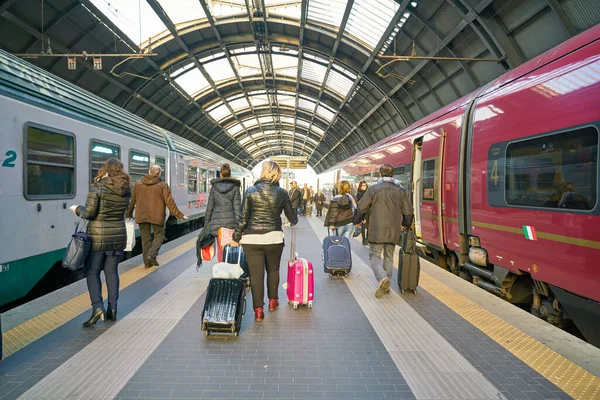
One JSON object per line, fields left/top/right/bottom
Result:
{"left": 202, "top": 242, "right": 216, "bottom": 262}
{"left": 217, "top": 227, "right": 234, "bottom": 262}
{"left": 124, "top": 220, "right": 136, "bottom": 251}
{"left": 62, "top": 217, "right": 91, "bottom": 271}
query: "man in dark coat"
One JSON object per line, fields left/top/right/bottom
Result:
{"left": 126, "top": 165, "right": 187, "bottom": 267}
{"left": 289, "top": 181, "right": 302, "bottom": 214}
{"left": 354, "top": 164, "right": 413, "bottom": 298}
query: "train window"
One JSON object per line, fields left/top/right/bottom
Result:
{"left": 188, "top": 165, "right": 198, "bottom": 193}
{"left": 90, "top": 140, "right": 120, "bottom": 184}
{"left": 129, "top": 150, "right": 149, "bottom": 184}
{"left": 394, "top": 164, "right": 411, "bottom": 188}
{"left": 155, "top": 156, "right": 165, "bottom": 174}
{"left": 200, "top": 168, "right": 207, "bottom": 192}
{"left": 177, "top": 162, "right": 185, "bottom": 185}
{"left": 24, "top": 124, "right": 75, "bottom": 199}
{"left": 505, "top": 127, "right": 598, "bottom": 210}
{"left": 422, "top": 159, "right": 436, "bottom": 201}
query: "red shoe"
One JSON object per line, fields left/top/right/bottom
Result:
{"left": 268, "top": 298, "right": 279, "bottom": 311}
{"left": 254, "top": 307, "right": 264, "bottom": 322}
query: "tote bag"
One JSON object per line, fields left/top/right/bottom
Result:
{"left": 124, "top": 220, "right": 136, "bottom": 251}
{"left": 217, "top": 228, "right": 235, "bottom": 262}
{"left": 62, "top": 217, "right": 91, "bottom": 271}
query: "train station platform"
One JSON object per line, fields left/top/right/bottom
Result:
{"left": 1, "top": 218, "right": 600, "bottom": 400}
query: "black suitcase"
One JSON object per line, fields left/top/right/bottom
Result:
{"left": 322, "top": 231, "right": 352, "bottom": 277}
{"left": 201, "top": 278, "right": 246, "bottom": 337}
{"left": 222, "top": 245, "right": 250, "bottom": 290}
{"left": 398, "top": 229, "right": 420, "bottom": 294}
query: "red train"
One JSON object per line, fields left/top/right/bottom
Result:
{"left": 319, "top": 24, "right": 600, "bottom": 346}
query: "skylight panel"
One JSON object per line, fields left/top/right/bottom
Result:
{"left": 174, "top": 68, "right": 210, "bottom": 97}
{"left": 266, "top": 0, "right": 301, "bottom": 19}
{"left": 258, "top": 116, "right": 274, "bottom": 125}
{"left": 208, "top": 103, "right": 230, "bottom": 121}
{"left": 307, "top": 0, "right": 347, "bottom": 29}
{"left": 296, "top": 119, "right": 309, "bottom": 128}
{"left": 277, "top": 94, "right": 297, "bottom": 108}
{"left": 249, "top": 95, "right": 269, "bottom": 108}
{"left": 302, "top": 59, "right": 328, "bottom": 85}
{"left": 170, "top": 62, "right": 195, "bottom": 78}
{"left": 89, "top": 0, "right": 167, "bottom": 46}
{"left": 243, "top": 118, "right": 260, "bottom": 130}
{"left": 298, "top": 98, "right": 317, "bottom": 113}
{"left": 226, "top": 123, "right": 244, "bottom": 136}
{"left": 311, "top": 125, "right": 325, "bottom": 136}
{"left": 231, "top": 45, "right": 257, "bottom": 54}
{"left": 200, "top": 51, "right": 225, "bottom": 63}
{"left": 158, "top": 0, "right": 206, "bottom": 26}
{"left": 233, "top": 54, "right": 262, "bottom": 78}
{"left": 229, "top": 97, "right": 250, "bottom": 112}
{"left": 272, "top": 54, "right": 299, "bottom": 78}
{"left": 204, "top": 58, "right": 237, "bottom": 85}
{"left": 345, "top": 0, "right": 399, "bottom": 50}
{"left": 210, "top": 0, "right": 247, "bottom": 19}
{"left": 239, "top": 136, "right": 252, "bottom": 145}
{"left": 280, "top": 116, "right": 294, "bottom": 125}
{"left": 326, "top": 68, "right": 355, "bottom": 98}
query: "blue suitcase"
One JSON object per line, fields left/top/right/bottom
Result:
{"left": 322, "top": 231, "right": 352, "bottom": 277}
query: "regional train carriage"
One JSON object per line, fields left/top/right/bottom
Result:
{"left": 0, "top": 49, "right": 253, "bottom": 308}
{"left": 319, "top": 24, "right": 600, "bottom": 346}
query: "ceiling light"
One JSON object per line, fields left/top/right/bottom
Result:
{"left": 403, "top": 12, "right": 410, "bottom": 18}
{"left": 400, "top": 17, "right": 406, "bottom": 23}
{"left": 411, "top": 1, "right": 417, "bottom": 7}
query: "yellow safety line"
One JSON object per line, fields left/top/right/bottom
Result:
{"left": 1, "top": 239, "right": 196, "bottom": 359}
{"left": 419, "top": 272, "right": 600, "bottom": 400}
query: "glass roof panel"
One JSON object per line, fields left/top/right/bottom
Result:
{"left": 233, "top": 53, "right": 262, "bottom": 78}
{"left": 272, "top": 54, "right": 299, "bottom": 78}
{"left": 204, "top": 58, "right": 237, "bottom": 85}
{"left": 243, "top": 118, "right": 260, "bottom": 130}
{"left": 239, "top": 136, "right": 252, "bottom": 145}
{"left": 307, "top": 0, "right": 347, "bottom": 29}
{"left": 316, "top": 105, "right": 335, "bottom": 122}
{"left": 298, "top": 98, "right": 317, "bottom": 113}
{"left": 89, "top": 0, "right": 167, "bottom": 46}
{"left": 280, "top": 116, "right": 295, "bottom": 125}
{"left": 301, "top": 59, "right": 328, "bottom": 85}
{"left": 249, "top": 95, "right": 269, "bottom": 108}
{"left": 345, "top": 0, "right": 399, "bottom": 50}
{"left": 158, "top": 0, "right": 206, "bottom": 25}
{"left": 208, "top": 103, "right": 230, "bottom": 121}
{"left": 211, "top": 0, "right": 247, "bottom": 19}
{"left": 296, "top": 119, "right": 309, "bottom": 128}
{"left": 170, "top": 62, "right": 195, "bottom": 78}
{"left": 231, "top": 45, "right": 257, "bottom": 54}
{"left": 277, "top": 94, "right": 297, "bottom": 108}
{"left": 266, "top": 0, "right": 301, "bottom": 19}
{"left": 229, "top": 98, "right": 250, "bottom": 112}
{"left": 259, "top": 116, "right": 274, "bottom": 125}
{"left": 226, "top": 123, "right": 244, "bottom": 136}
{"left": 326, "top": 68, "right": 355, "bottom": 98}
{"left": 174, "top": 68, "right": 210, "bottom": 97}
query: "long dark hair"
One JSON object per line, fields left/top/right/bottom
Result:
{"left": 95, "top": 158, "right": 131, "bottom": 191}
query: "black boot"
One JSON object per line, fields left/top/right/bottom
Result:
{"left": 83, "top": 308, "right": 105, "bottom": 327}
{"left": 106, "top": 309, "right": 117, "bottom": 321}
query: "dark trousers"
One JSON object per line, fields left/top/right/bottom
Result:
{"left": 85, "top": 251, "right": 121, "bottom": 310}
{"left": 139, "top": 223, "right": 165, "bottom": 263}
{"left": 316, "top": 207, "right": 323, "bottom": 217}
{"left": 242, "top": 243, "right": 285, "bottom": 308}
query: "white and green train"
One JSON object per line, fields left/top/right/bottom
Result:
{"left": 0, "top": 50, "right": 254, "bottom": 309}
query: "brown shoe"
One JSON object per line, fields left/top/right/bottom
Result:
{"left": 375, "top": 277, "right": 390, "bottom": 298}
{"left": 149, "top": 259, "right": 160, "bottom": 267}
{"left": 254, "top": 307, "right": 264, "bottom": 322}
{"left": 268, "top": 298, "right": 279, "bottom": 311}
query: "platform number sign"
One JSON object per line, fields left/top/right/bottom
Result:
{"left": 67, "top": 57, "right": 76, "bottom": 70}
{"left": 93, "top": 57, "right": 102, "bottom": 70}
{"left": 2, "top": 150, "right": 16, "bottom": 168}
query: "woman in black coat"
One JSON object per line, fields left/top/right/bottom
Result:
{"left": 205, "top": 164, "right": 242, "bottom": 236}
{"left": 313, "top": 190, "right": 326, "bottom": 217}
{"left": 69, "top": 158, "right": 131, "bottom": 327}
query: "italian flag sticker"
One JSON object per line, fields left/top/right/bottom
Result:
{"left": 523, "top": 225, "right": 537, "bottom": 241}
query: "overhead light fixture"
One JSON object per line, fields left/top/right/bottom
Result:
{"left": 403, "top": 12, "right": 410, "bottom": 18}
{"left": 411, "top": 1, "right": 418, "bottom": 7}
{"left": 400, "top": 17, "right": 406, "bottom": 23}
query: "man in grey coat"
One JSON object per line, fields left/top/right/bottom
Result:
{"left": 354, "top": 164, "right": 413, "bottom": 298}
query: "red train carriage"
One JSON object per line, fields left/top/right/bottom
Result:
{"left": 321, "top": 24, "right": 600, "bottom": 346}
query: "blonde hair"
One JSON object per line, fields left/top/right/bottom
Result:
{"left": 338, "top": 180, "right": 351, "bottom": 195}
{"left": 260, "top": 161, "right": 282, "bottom": 184}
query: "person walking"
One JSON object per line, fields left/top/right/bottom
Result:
{"left": 300, "top": 184, "right": 311, "bottom": 216}
{"left": 314, "top": 190, "right": 325, "bottom": 217}
{"left": 324, "top": 180, "right": 356, "bottom": 239}
{"left": 231, "top": 161, "right": 298, "bottom": 322}
{"left": 356, "top": 181, "right": 369, "bottom": 245}
{"left": 125, "top": 164, "right": 188, "bottom": 268}
{"left": 354, "top": 164, "right": 413, "bottom": 298}
{"left": 205, "top": 164, "right": 242, "bottom": 257}
{"left": 289, "top": 181, "right": 302, "bottom": 215}
{"left": 69, "top": 158, "right": 131, "bottom": 326}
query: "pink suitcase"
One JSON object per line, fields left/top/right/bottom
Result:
{"left": 287, "top": 226, "right": 314, "bottom": 309}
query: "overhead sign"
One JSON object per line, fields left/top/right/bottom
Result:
{"left": 93, "top": 57, "right": 102, "bottom": 70}
{"left": 67, "top": 57, "right": 76, "bottom": 70}
{"left": 270, "top": 156, "right": 308, "bottom": 169}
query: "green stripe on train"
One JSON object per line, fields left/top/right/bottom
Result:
{"left": 0, "top": 249, "right": 65, "bottom": 308}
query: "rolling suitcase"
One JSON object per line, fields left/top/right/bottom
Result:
{"left": 201, "top": 278, "right": 246, "bottom": 337}
{"left": 286, "top": 226, "right": 314, "bottom": 309}
{"left": 398, "top": 229, "right": 420, "bottom": 294}
{"left": 322, "top": 229, "right": 352, "bottom": 277}
{"left": 222, "top": 245, "right": 250, "bottom": 290}
{"left": 304, "top": 204, "right": 313, "bottom": 216}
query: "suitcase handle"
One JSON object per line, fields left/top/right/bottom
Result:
{"left": 290, "top": 225, "right": 297, "bottom": 260}
{"left": 224, "top": 245, "right": 242, "bottom": 265}
{"left": 327, "top": 228, "right": 343, "bottom": 245}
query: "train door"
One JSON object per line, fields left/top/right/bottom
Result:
{"left": 416, "top": 130, "right": 446, "bottom": 249}
{"left": 411, "top": 139, "right": 423, "bottom": 238}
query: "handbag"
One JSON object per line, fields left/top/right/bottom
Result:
{"left": 212, "top": 247, "right": 244, "bottom": 279}
{"left": 196, "top": 225, "right": 216, "bottom": 269}
{"left": 217, "top": 227, "right": 234, "bottom": 262}
{"left": 62, "top": 216, "right": 91, "bottom": 271}
{"left": 353, "top": 225, "right": 362, "bottom": 238}
{"left": 124, "top": 219, "right": 136, "bottom": 251}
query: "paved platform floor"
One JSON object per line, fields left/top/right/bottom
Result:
{"left": 1, "top": 218, "right": 599, "bottom": 400}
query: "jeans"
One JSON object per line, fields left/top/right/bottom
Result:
{"left": 369, "top": 243, "right": 395, "bottom": 282}
{"left": 242, "top": 243, "right": 285, "bottom": 308}
{"left": 85, "top": 251, "right": 121, "bottom": 310}
{"left": 139, "top": 223, "right": 165, "bottom": 263}
{"left": 334, "top": 223, "right": 355, "bottom": 239}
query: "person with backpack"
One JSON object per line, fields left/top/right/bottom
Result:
{"left": 324, "top": 180, "right": 356, "bottom": 238}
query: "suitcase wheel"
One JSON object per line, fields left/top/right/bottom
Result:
{"left": 401, "top": 289, "right": 405, "bottom": 294}
{"left": 204, "top": 330, "right": 210, "bottom": 337}
{"left": 413, "top": 289, "right": 417, "bottom": 294}
{"left": 293, "top": 303, "right": 298, "bottom": 310}
{"left": 234, "top": 331, "right": 239, "bottom": 337}
{"left": 308, "top": 301, "right": 313, "bottom": 309}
